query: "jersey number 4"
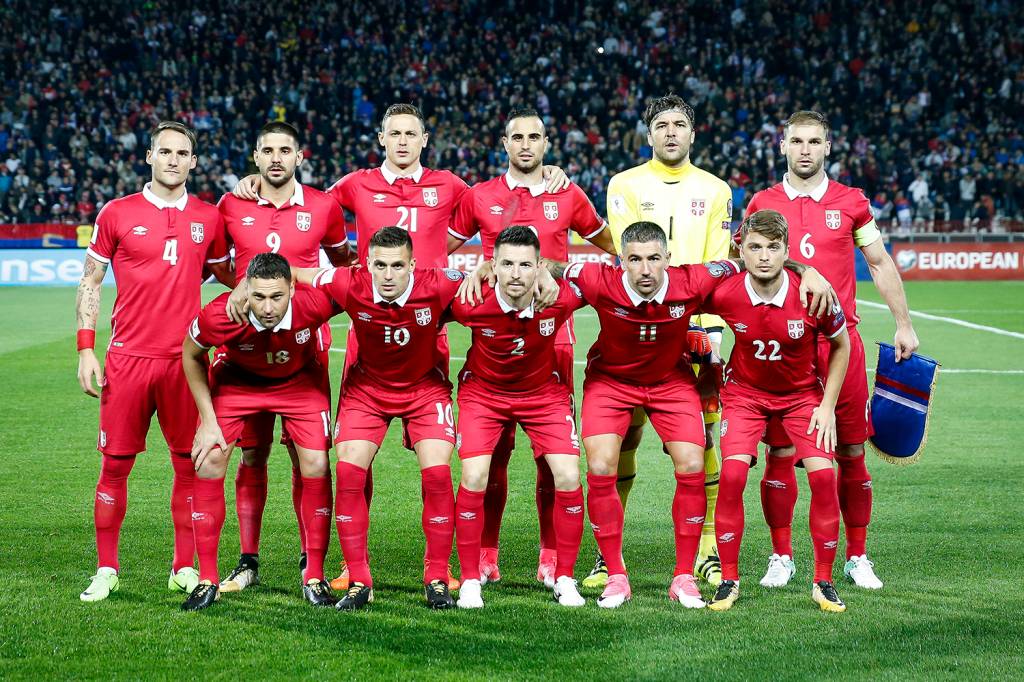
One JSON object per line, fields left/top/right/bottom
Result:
{"left": 162, "top": 239, "right": 178, "bottom": 266}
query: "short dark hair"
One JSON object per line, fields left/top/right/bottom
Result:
{"left": 246, "top": 252, "right": 292, "bottom": 281}
{"left": 642, "top": 94, "right": 695, "bottom": 130}
{"left": 381, "top": 103, "right": 426, "bottom": 132}
{"left": 784, "top": 110, "right": 831, "bottom": 138}
{"left": 368, "top": 225, "right": 413, "bottom": 253}
{"left": 494, "top": 225, "right": 541, "bottom": 255}
{"left": 256, "top": 121, "right": 302, "bottom": 149}
{"left": 740, "top": 209, "right": 789, "bottom": 244}
{"left": 504, "top": 106, "right": 544, "bottom": 136}
{"left": 620, "top": 221, "right": 667, "bottom": 251}
{"left": 150, "top": 121, "right": 197, "bottom": 154}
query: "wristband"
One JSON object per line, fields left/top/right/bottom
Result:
{"left": 77, "top": 329, "right": 96, "bottom": 351}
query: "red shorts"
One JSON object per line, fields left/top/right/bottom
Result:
{"left": 211, "top": 364, "right": 332, "bottom": 452}
{"left": 456, "top": 374, "right": 579, "bottom": 459}
{"left": 765, "top": 326, "right": 871, "bottom": 448}
{"left": 237, "top": 323, "right": 332, "bottom": 449}
{"left": 97, "top": 352, "right": 198, "bottom": 455}
{"left": 554, "top": 341, "right": 575, "bottom": 393}
{"left": 335, "top": 373, "right": 455, "bottom": 448}
{"left": 721, "top": 384, "right": 831, "bottom": 464}
{"left": 581, "top": 370, "right": 705, "bottom": 446}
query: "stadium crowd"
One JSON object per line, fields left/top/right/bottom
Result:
{"left": 1, "top": 0, "right": 1022, "bottom": 229}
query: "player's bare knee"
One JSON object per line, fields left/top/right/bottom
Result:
{"left": 241, "top": 445, "right": 270, "bottom": 468}
{"left": 548, "top": 460, "right": 580, "bottom": 491}
{"left": 836, "top": 444, "right": 865, "bottom": 459}
{"left": 767, "top": 445, "right": 796, "bottom": 459}
{"left": 460, "top": 456, "right": 490, "bottom": 491}
{"left": 197, "top": 448, "right": 229, "bottom": 479}
{"left": 295, "top": 447, "right": 329, "bottom": 477}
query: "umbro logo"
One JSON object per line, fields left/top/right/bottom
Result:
{"left": 734, "top": 323, "right": 748, "bottom": 333}
{"left": 765, "top": 480, "right": 787, "bottom": 489}
{"left": 863, "top": 481, "right": 873, "bottom": 489}
{"left": 336, "top": 514, "right": 352, "bottom": 523}
{"left": 719, "top": 532, "right": 736, "bottom": 543}
{"left": 686, "top": 516, "right": 705, "bottom": 524}
{"left": 640, "top": 201, "right": 655, "bottom": 211}
{"left": 315, "top": 507, "right": 331, "bottom": 517}
{"left": 191, "top": 512, "right": 206, "bottom": 521}
{"left": 132, "top": 225, "right": 148, "bottom": 236}
{"left": 482, "top": 328, "right": 496, "bottom": 337}
{"left": 489, "top": 205, "right": 504, "bottom": 215}
{"left": 566, "top": 505, "right": 583, "bottom": 515}
{"left": 358, "top": 312, "right": 373, "bottom": 322}
{"left": 241, "top": 216, "right": 255, "bottom": 226}
{"left": 96, "top": 492, "right": 115, "bottom": 505}
{"left": 614, "top": 307, "right": 629, "bottom": 317}
{"left": 429, "top": 516, "right": 450, "bottom": 525}
{"left": 459, "top": 511, "right": 477, "bottom": 520}
{"left": 824, "top": 540, "right": 838, "bottom": 549}
{"left": 372, "top": 193, "right": 386, "bottom": 203}
{"left": 590, "top": 523, "right": 600, "bottom": 532}
{"left": 238, "top": 344, "right": 254, "bottom": 351}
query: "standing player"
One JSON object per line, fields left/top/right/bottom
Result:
{"left": 302, "top": 227, "right": 466, "bottom": 610}
{"left": 584, "top": 94, "right": 734, "bottom": 589}
{"left": 448, "top": 107, "right": 616, "bottom": 586}
{"left": 76, "top": 121, "right": 231, "bottom": 602}
{"left": 216, "top": 121, "right": 351, "bottom": 593}
{"left": 555, "top": 222, "right": 742, "bottom": 608}
{"left": 182, "top": 253, "right": 337, "bottom": 611}
{"left": 701, "top": 210, "right": 851, "bottom": 613}
{"left": 745, "top": 111, "right": 919, "bottom": 590}
{"left": 448, "top": 226, "right": 587, "bottom": 608}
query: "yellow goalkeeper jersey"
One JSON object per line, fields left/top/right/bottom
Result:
{"left": 606, "top": 158, "right": 733, "bottom": 329}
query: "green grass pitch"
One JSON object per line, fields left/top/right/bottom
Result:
{"left": 1, "top": 281, "right": 1022, "bottom": 680}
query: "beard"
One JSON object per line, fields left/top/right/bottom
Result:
{"left": 789, "top": 157, "right": 823, "bottom": 179}
{"left": 510, "top": 156, "right": 542, "bottom": 175}
{"left": 263, "top": 167, "right": 295, "bottom": 188}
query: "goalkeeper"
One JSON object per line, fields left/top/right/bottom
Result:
{"left": 583, "top": 94, "right": 733, "bottom": 588}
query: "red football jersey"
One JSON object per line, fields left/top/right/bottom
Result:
{"left": 311, "top": 266, "right": 465, "bottom": 389}
{"left": 448, "top": 280, "right": 586, "bottom": 391}
{"left": 564, "top": 260, "right": 740, "bottom": 385}
{"left": 743, "top": 176, "right": 880, "bottom": 326}
{"left": 190, "top": 284, "right": 339, "bottom": 379}
{"left": 87, "top": 185, "right": 229, "bottom": 359}
{"left": 701, "top": 271, "right": 847, "bottom": 393}
{"left": 327, "top": 165, "right": 468, "bottom": 268}
{"left": 218, "top": 183, "right": 347, "bottom": 283}
{"left": 449, "top": 173, "right": 606, "bottom": 258}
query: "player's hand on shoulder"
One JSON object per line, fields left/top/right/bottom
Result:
{"left": 77, "top": 349, "right": 103, "bottom": 398}
{"left": 798, "top": 266, "right": 838, "bottom": 318}
{"left": 534, "top": 267, "right": 559, "bottom": 312}
{"left": 226, "top": 279, "right": 250, "bottom": 325}
{"left": 458, "top": 261, "right": 494, "bottom": 306}
{"left": 807, "top": 405, "right": 837, "bottom": 454}
{"left": 542, "top": 165, "right": 570, "bottom": 193}
{"left": 231, "top": 174, "right": 261, "bottom": 200}
{"left": 893, "top": 325, "right": 919, "bottom": 362}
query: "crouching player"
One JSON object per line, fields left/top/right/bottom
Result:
{"left": 181, "top": 253, "right": 338, "bottom": 611}
{"left": 448, "top": 226, "right": 587, "bottom": 608}
{"left": 304, "top": 226, "right": 465, "bottom": 611}
{"left": 703, "top": 210, "right": 851, "bottom": 613}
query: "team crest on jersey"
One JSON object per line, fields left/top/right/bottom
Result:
{"left": 295, "top": 328, "right": 311, "bottom": 344}
{"left": 669, "top": 305, "right": 685, "bottom": 319}
{"left": 825, "top": 210, "right": 842, "bottom": 230}
{"left": 190, "top": 222, "right": 204, "bottom": 243}
{"left": 296, "top": 212, "right": 312, "bottom": 232}
{"left": 539, "top": 318, "right": 555, "bottom": 336}
{"left": 422, "top": 188, "right": 439, "bottom": 207}
{"left": 415, "top": 308, "right": 433, "bottom": 326}
{"left": 788, "top": 319, "right": 805, "bottom": 339}
{"left": 691, "top": 198, "right": 706, "bottom": 216}
{"left": 543, "top": 201, "right": 559, "bottom": 221}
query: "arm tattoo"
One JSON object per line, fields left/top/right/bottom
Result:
{"left": 76, "top": 259, "right": 107, "bottom": 329}
{"left": 542, "top": 258, "right": 568, "bottom": 279}
{"left": 783, "top": 258, "right": 808, "bottom": 275}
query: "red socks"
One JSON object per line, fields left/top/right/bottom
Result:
{"left": 536, "top": 458, "right": 557, "bottom": 551}
{"left": 715, "top": 458, "right": 750, "bottom": 581}
{"left": 586, "top": 472, "right": 626, "bottom": 575}
{"left": 761, "top": 454, "right": 797, "bottom": 556}
{"left": 236, "top": 461, "right": 268, "bottom": 556}
{"left": 672, "top": 471, "right": 706, "bottom": 576}
{"left": 169, "top": 453, "right": 195, "bottom": 572}
{"left": 94, "top": 454, "right": 136, "bottom": 570}
{"left": 836, "top": 454, "right": 872, "bottom": 558}
{"left": 455, "top": 485, "right": 486, "bottom": 581}
{"left": 335, "top": 462, "right": 372, "bottom": 586}
{"left": 290, "top": 466, "right": 307, "bottom": 553}
{"left": 420, "top": 464, "right": 455, "bottom": 584}
{"left": 191, "top": 476, "right": 226, "bottom": 584}
{"left": 553, "top": 487, "right": 584, "bottom": 579}
{"left": 808, "top": 468, "right": 841, "bottom": 582}
{"left": 480, "top": 427, "right": 515, "bottom": 550}
{"left": 300, "top": 475, "right": 332, "bottom": 582}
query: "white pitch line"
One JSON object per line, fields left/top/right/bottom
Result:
{"left": 856, "top": 299, "right": 1024, "bottom": 340}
